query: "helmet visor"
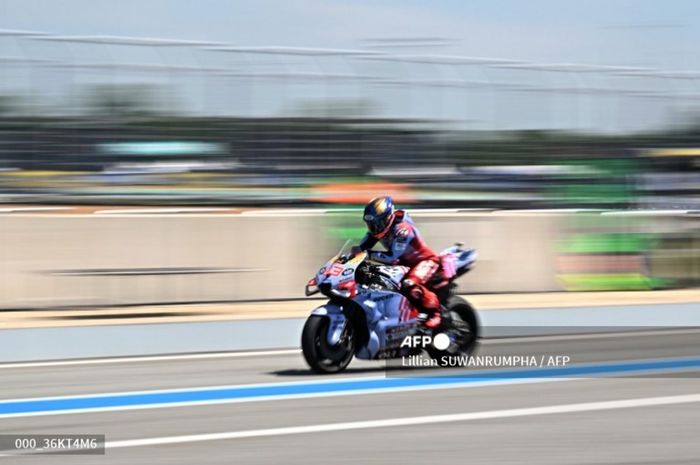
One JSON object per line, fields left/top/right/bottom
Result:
{"left": 364, "top": 214, "right": 387, "bottom": 235}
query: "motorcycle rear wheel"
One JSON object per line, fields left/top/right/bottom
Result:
{"left": 426, "top": 295, "right": 479, "bottom": 362}
{"left": 302, "top": 315, "right": 355, "bottom": 374}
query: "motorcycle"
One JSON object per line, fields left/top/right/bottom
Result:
{"left": 302, "top": 241, "right": 479, "bottom": 373}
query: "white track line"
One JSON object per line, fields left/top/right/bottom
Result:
{"left": 240, "top": 210, "right": 327, "bottom": 217}
{"left": 0, "top": 349, "right": 300, "bottom": 370}
{"left": 0, "top": 207, "right": 73, "bottom": 213}
{"left": 0, "top": 372, "right": 395, "bottom": 405}
{"left": 94, "top": 208, "right": 230, "bottom": 214}
{"left": 107, "top": 393, "right": 700, "bottom": 449}
{"left": 601, "top": 210, "right": 691, "bottom": 216}
{"left": 4, "top": 328, "right": 699, "bottom": 369}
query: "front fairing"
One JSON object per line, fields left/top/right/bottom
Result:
{"left": 308, "top": 251, "right": 366, "bottom": 299}
{"left": 305, "top": 246, "right": 420, "bottom": 360}
{"left": 310, "top": 287, "right": 415, "bottom": 360}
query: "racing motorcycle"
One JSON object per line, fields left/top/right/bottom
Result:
{"left": 302, "top": 241, "right": 479, "bottom": 373}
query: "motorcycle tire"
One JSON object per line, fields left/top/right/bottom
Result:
{"left": 301, "top": 315, "right": 355, "bottom": 374}
{"left": 426, "top": 295, "right": 480, "bottom": 362}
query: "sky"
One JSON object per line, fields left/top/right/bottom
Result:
{"left": 1, "top": 0, "right": 699, "bottom": 131}
{"left": 1, "top": 0, "right": 698, "bottom": 67}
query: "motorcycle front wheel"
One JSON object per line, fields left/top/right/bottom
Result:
{"left": 301, "top": 315, "right": 355, "bottom": 374}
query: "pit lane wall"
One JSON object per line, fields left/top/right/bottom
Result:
{"left": 0, "top": 211, "right": 697, "bottom": 309}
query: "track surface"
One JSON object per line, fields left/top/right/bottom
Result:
{"left": 1, "top": 329, "right": 699, "bottom": 464}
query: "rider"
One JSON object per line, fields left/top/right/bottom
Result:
{"left": 354, "top": 196, "right": 443, "bottom": 329}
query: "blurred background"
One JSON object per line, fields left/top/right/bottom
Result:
{"left": 0, "top": 0, "right": 698, "bottom": 307}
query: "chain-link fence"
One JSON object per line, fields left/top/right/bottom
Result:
{"left": 2, "top": 29, "right": 700, "bottom": 132}
{"left": 1, "top": 29, "right": 699, "bottom": 208}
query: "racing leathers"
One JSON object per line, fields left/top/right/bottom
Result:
{"left": 358, "top": 210, "right": 443, "bottom": 327}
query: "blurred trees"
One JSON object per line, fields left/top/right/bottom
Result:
{"left": 0, "top": 95, "right": 23, "bottom": 116}
{"left": 291, "top": 98, "right": 378, "bottom": 118}
{"left": 82, "top": 84, "right": 165, "bottom": 118}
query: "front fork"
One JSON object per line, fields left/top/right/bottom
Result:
{"left": 310, "top": 305, "right": 347, "bottom": 346}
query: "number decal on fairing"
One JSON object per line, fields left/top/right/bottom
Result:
{"left": 327, "top": 264, "right": 344, "bottom": 277}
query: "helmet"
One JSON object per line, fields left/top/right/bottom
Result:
{"left": 363, "top": 196, "right": 396, "bottom": 238}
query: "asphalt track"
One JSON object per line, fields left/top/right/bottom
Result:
{"left": 0, "top": 328, "right": 699, "bottom": 464}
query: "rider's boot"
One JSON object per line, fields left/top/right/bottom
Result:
{"left": 417, "top": 306, "right": 443, "bottom": 329}
{"left": 424, "top": 312, "right": 442, "bottom": 329}
{"left": 409, "top": 283, "right": 443, "bottom": 329}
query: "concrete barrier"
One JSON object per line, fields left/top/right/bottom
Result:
{"left": 0, "top": 211, "right": 696, "bottom": 308}
{"left": 0, "top": 214, "right": 332, "bottom": 308}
